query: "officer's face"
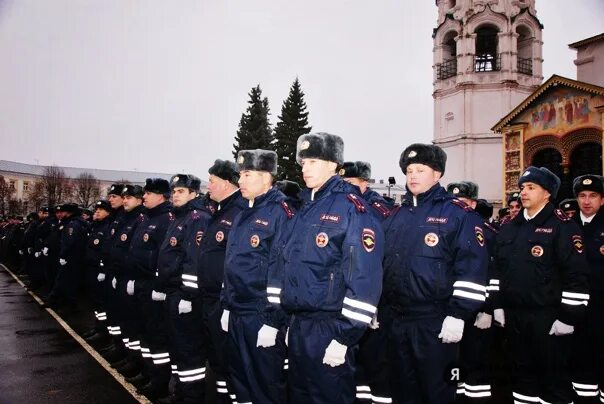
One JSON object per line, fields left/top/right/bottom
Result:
{"left": 343, "top": 177, "right": 368, "bottom": 194}
{"left": 577, "top": 191, "right": 603, "bottom": 217}
{"left": 143, "top": 191, "right": 165, "bottom": 209}
{"left": 172, "top": 187, "right": 197, "bottom": 207}
{"left": 519, "top": 182, "right": 550, "bottom": 214}
{"left": 207, "top": 175, "right": 234, "bottom": 203}
{"left": 238, "top": 170, "right": 271, "bottom": 201}
{"left": 405, "top": 164, "right": 441, "bottom": 196}
{"left": 38, "top": 211, "right": 48, "bottom": 220}
{"left": 301, "top": 159, "right": 337, "bottom": 190}
{"left": 508, "top": 201, "right": 522, "bottom": 218}
{"left": 123, "top": 195, "right": 142, "bottom": 212}
{"left": 108, "top": 194, "right": 124, "bottom": 209}
{"left": 93, "top": 208, "right": 110, "bottom": 221}
{"left": 458, "top": 196, "right": 477, "bottom": 209}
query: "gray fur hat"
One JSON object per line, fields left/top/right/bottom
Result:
{"left": 573, "top": 174, "right": 604, "bottom": 197}
{"left": 296, "top": 132, "right": 344, "bottom": 165}
{"left": 209, "top": 159, "right": 239, "bottom": 185}
{"left": 447, "top": 181, "right": 479, "bottom": 199}
{"left": 236, "top": 149, "right": 278, "bottom": 175}
{"left": 170, "top": 174, "right": 201, "bottom": 192}
{"left": 518, "top": 166, "right": 561, "bottom": 198}
{"left": 399, "top": 143, "right": 447, "bottom": 174}
{"left": 339, "top": 161, "right": 372, "bottom": 181}
{"left": 121, "top": 185, "right": 144, "bottom": 199}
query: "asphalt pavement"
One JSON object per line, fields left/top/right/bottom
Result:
{"left": 0, "top": 263, "right": 143, "bottom": 404}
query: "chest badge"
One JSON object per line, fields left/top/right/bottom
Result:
{"left": 316, "top": 232, "right": 329, "bottom": 248}
{"left": 216, "top": 231, "right": 225, "bottom": 243}
{"left": 362, "top": 228, "right": 376, "bottom": 253}
{"left": 143, "top": 233, "right": 149, "bottom": 242}
{"left": 250, "top": 234, "right": 260, "bottom": 248}
{"left": 120, "top": 234, "right": 128, "bottom": 242}
{"left": 424, "top": 232, "right": 439, "bottom": 247}
{"left": 169, "top": 237, "right": 178, "bottom": 247}
{"left": 531, "top": 245, "right": 544, "bottom": 257}
{"left": 600, "top": 245, "right": 604, "bottom": 255}
{"left": 572, "top": 235, "right": 584, "bottom": 253}
{"left": 93, "top": 239, "right": 99, "bottom": 245}
{"left": 195, "top": 231, "right": 203, "bottom": 246}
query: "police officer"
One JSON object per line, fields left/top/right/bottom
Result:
{"left": 559, "top": 198, "right": 579, "bottom": 218}
{"left": 110, "top": 185, "right": 147, "bottom": 376}
{"left": 383, "top": 144, "right": 488, "bottom": 404}
{"left": 494, "top": 166, "right": 589, "bottom": 403}
{"left": 82, "top": 200, "right": 113, "bottom": 342}
{"left": 221, "top": 150, "right": 292, "bottom": 403}
{"left": 279, "top": 133, "right": 384, "bottom": 404}
{"left": 123, "top": 178, "right": 173, "bottom": 398}
{"left": 570, "top": 174, "right": 604, "bottom": 402}
{"left": 184, "top": 159, "right": 244, "bottom": 403}
{"left": 156, "top": 174, "right": 211, "bottom": 404}
{"left": 506, "top": 192, "right": 522, "bottom": 222}
{"left": 447, "top": 181, "right": 499, "bottom": 402}
{"left": 340, "top": 160, "right": 394, "bottom": 403}
{"left": 46, "top": 203, "right": 88, "bottom": 309}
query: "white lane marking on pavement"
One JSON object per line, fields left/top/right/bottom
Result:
{"left": 0, "top": 264, "right": 150, "bottom": 404}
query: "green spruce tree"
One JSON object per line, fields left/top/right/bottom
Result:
{"left": 233, "top": 85, "right": 274, "bottom": 158}
{"left": 274, "top": 78, "right": 312, "bottom": 184}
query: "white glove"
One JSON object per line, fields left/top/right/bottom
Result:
{"left": 322, "top": 339, "right": 347, "bottom": 367}
{"left": 178, "top": 299, "right": 192, "bottom": 314}
{"left": 97, "top": 273, "right": 106, "bottom": 282}
{"left": 474, "top": 312, "right": 492, "bottom": 330}
{"left": 126, "top": 280, "right": 135, "bottom": 296}
{"left": 42, "top": 247, "right": 49, "bottom": 256}
{"left": 19, "top": 250, "right": 24, "bottom": 255}
{"left": 493, "top": 309, "right": 505, "bottom": 327}
{"left": 112, "top": 277, "right": 117, "bottom": 289}
{"left": 285, "top": 327, "right": 289, "bottom": 347}
{"left": 549, "top": 320, "right": 574, "bottom": 336}
{"left": 221, "top": 310, "right": 230, "bottom": 332}
{"left": 27, "top": 247, "right": 32, "bottom": 254}
{"left": 34, "top": 252, "right": 40, "bottom": 258}
{"left": 256, "top": 324, "right": 279, "bottom": 348}
{"left": 100, "top": 260, "right": 104, "bottom": 268}
{"left": 438, "top": 316, "right": 465, "bottom": 343}
{"left": 151, "top": 290, "right": 166, "bottom": 301}
{"left": 369, "top": 312, "right": 380, "bottom": 330}
{"left": 59, "top": 258, "right": 67, "bottom": 266}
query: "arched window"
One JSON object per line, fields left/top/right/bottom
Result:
{"left": 516, "top": 25, "right": 533, "bottom": 75}
{"left": 475, "top": 25, "right": 500, "bottom": 72}
{"left": 437, "top": 31, "right": 457, "bottom": 80}
{"left": 570, "top": 142, "right": 602, "bottom": 178}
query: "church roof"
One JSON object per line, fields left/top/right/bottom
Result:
{"left": 491, "top": 74, "right": 604, "bottom": 132}
{"left": 568, "top": 33, "right": 604, "bottom": 49}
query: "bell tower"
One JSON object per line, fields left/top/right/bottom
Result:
{"left": 432, "top": 0, "right": 543, "bottom": 202}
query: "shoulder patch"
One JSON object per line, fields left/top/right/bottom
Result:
{"left": 450, "top": 198, "right": 472, "bottom": 212}
{"left": 371, "top": 201, "right": 391, "bottom": 218}
{"left": 347, "top": 194, "right": 366, "bottom": 213}
{"left": 280, "top": 201, "right": 294, "bottom": 219}
{"left": 554, "top": 209, "right": 570, "bottom": 222}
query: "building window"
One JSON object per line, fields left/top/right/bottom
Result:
{"left": 23, "top": 182, "right": 29, "bottom": 192}
{"left": 516, "top": 25, "right": 533, "bottom": 75}
{"left": 437, "top": 31, "right": 458, "bottom": 80}
{"left": 9, "top": 180, "right": 15, "bottom": 190}
{"left": 475, "top": 26, "right": 500, "bottom": 72}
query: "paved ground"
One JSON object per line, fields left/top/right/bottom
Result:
{"left": 0, "top": 264, "right": 142, "bottom": 404}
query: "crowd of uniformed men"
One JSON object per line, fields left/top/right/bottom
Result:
{"left": 1, "top": 132, "right": 603, "bottom": 404}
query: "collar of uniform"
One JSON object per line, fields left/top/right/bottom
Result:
{"left": 304, "top": 175, "right": 340, "bottom": 202}
{"left": 217, "top": 189, "right": 243, "bottom": 212}
{"left": 146, "top": 200, "right": 171, "bottom": 217}
{"left": 580, "top": 211, "right": 596, "bottom": 225}
{"left": 402, "top": 183, "right": 446, "bottom": 206}
{"left": 523, "top": 202, "right": 553, "bottom": 227}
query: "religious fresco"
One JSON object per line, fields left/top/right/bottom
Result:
{"left": 516, "top": 88, "right": 604, "bottom": 141}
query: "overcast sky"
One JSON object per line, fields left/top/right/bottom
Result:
{"left": 1, "top": 0, "right": 602, "bottom": 184}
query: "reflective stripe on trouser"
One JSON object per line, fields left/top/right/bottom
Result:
{"left": 507, "top": 308, "right": 574, "bottom": 403}
{"left": 458, "top": 322, "right": 493, "bottom": 400}
{"left": 167, "top": 293, "right": 205, "bottom": 404}
{"left": 227, "top": 312, "right": 286, "bottom": 404}
{"left": 288, "top": 314, "right": 356, "bottom": 404}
